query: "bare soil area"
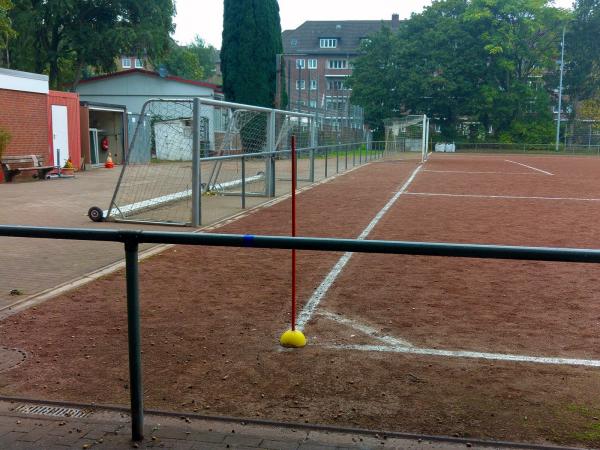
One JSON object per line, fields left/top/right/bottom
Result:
{"left": 3, "top": 156, "right": 600, "bottom": 447}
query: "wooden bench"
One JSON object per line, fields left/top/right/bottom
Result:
{"left": 1, "top": 155, "right": 55, "bottom": 182}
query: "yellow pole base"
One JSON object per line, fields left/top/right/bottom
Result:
{"left": 279, "top": 329, "right": 307, "bottom": 348}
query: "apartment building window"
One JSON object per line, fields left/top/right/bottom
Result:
{"left": 320, "top": 38, "right": 338, "bottom": 48}
{"left": 134, "top": 58, "right": 143, "bottom": 68}
{"left": 327, "top": 80, "right": 345, "bottom": 90}
{"left": 121, "top": 58, "right": 131, "bottom": 69}
{"left": 296, "top": 59, "right": 305, "bottom": 69}
{"left": 309, "top": 100, "right": 317, "bottom": 108}
{"left": 296, "top": 80, "right": 306, "bottom": 90}
{"left": 310, "top": 80, "right": 318, "bottom": 90}
{"left": 328, "top": 59, "right": 347, "bottom": 69}
{"left": 308, "top": 59, "right": 317, "bottom": 69}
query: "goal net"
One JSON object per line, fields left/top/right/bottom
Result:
{"left": 384, "top": 115, "right": 429, "bottom": 162}
{"left": 105, "top": 99, "right": 316, "bottom": 226}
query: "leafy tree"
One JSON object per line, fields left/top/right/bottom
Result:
{"left": 7, "top": 0, "right": 175, "bottom": 89}
{"left": 0, "top": 0, "right": 15, "bottom": 50}
{"left": 349, "top": 0, "right": 566, "bottom": 142}
{"left": 221, "top": 0, "right": 283, "bottom": 107}
{"left": 564, "top": 0, "right": 600, "bottom": 109}
{"left": 157, "top": 39, "right": 205, "bottom": 80}
{"left": 156, "top": 36, "right": 218, "bottom": 81}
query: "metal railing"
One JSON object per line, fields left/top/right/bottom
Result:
{"left": 437, "top": 141, "right": 600, "bottom": 155}
{"left": 4, "top": 224, "right": 598, "bottom": 441}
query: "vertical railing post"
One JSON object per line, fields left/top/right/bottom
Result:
{"left": 124, "top": 235, "right": 144, "bottom": 442}
{"left": 266, "top": 110, "right": 276, "bottom": 197}
{"left": 336, "top": 146, "right": 339, "bottom": 173}
{"left": 310, "top": 114, "right": 317, "bottom": 182}
{"left": 345, "top": 145, "right": 348, "bottom": 170}
{"left": 324, "top": 147, "right": 328, "bottom": 178}
{"left": 192, "top": 98, "right": 202, "bottom": 227}
{"left": 241, "top": 156, "right": 246, "bottom": 209}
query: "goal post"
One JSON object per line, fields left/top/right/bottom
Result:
{"left": 102, "top": 98, "right": 316, "bottom": 226}
{"left": 383, "top": 115, "right": 429, "bottom": 162}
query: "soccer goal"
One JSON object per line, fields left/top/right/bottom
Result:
{"left": 384, "top": 115, "right": 430, "bottom": 162}
{"left": 93, "top": 98, "right": 315, "bottom": 226}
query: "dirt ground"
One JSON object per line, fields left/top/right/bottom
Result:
{"left": 3, "top": 155, "right": 600, "bottom": 448}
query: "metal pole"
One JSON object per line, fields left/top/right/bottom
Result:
{"left": 345, "top": 145, "right": 348, "bottom": 170}
{"left": 192, "top": 98, "right": 201, "bottom": 227}
{"left": 124, "top": 238, "right": 144, "bottom": 442}
{"left": 324, "top": 147, "right": 328, "bottom": 177}
{"left": 266, "top": 110, "right": 276, "bottom": 197}
{"left": 556, "top": 26, "right": 566, "bottom": 152}
{"left": 241, "top": 156, "right": 246, "bottom": 209}
{"left": 336, "top": 146, "right": 339, "bottom": 173}
{"left": 310, "top": 114, "right": 317, "bottom": 182}
{"left": 421, "top": 114, "right": 427, "bottom": 163}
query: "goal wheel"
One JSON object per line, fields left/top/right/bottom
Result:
{"left": 88, "top": 206, "right": 104, "bottom": 222}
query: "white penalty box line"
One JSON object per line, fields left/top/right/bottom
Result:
{"left": 317, "top": 310, "right": 600, "bottom": 368}
{"left": 295, "top": 165, "right": 423, "bottom": 332}
{"left": 504, "top": 159, "right": 554, "bottom": 176}
{"left": 405, "top": 192, "right": 600, "bottom": 202}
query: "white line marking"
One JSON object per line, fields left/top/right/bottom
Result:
{"left": 405, "top": 192, "right": 600, "bottom": 202}
{"left": 327, "top": 344, "right": 600, "bottom": 367}
{"left": 504, "top": 159, "right": 554, "bottom": 175}
{"left": 317, "top": 310, "right": 414, "bottom": 347}
{"left": 296, "top": 165, "right": 423, "bottom": 331}
{"left": 423, "top": 169, "right": 536, "bottom": 175}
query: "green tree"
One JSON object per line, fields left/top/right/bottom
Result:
{"left": 349, "top": 0, "right": 566, "bottom": 142}
{"left": 156, "top": 36, "right": 218, "bottom": 81}
{"left": 221, "top": 0, "right": 283, "bottom": 107}
{"left": 0, "top": 0, "right": 15, "bottom": 50}
{"left": 565, "top": 0, "right": 600, "bottom": 108}
{"left": 157, "top": 39, "right": 205, "bottom": 80}
{"left": 8, "top": 0, "right": 175, "bottom": 89}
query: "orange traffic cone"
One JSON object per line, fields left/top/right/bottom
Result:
{"left": 105, "top": 153, "right": 114, "bottom": 169}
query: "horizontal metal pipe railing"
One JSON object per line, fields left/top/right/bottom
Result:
{"left": 3, "top": 223, "right": 600, "bottom": 441}
{"left": 2, "top": 225, "right": 600, "bottom": 264}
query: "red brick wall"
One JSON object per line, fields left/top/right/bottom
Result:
{"left": 0, "top": 89, "right": 49, "bottom": 160}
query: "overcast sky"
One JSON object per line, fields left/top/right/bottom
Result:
{"left": 173, "top": 0, "right": 574, "bottom": 49}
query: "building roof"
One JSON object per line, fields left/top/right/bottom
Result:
{"left": 282, "top": 16, "right": 400, "bottom": 55}
{"left": 79, "top": 69, "right": 222, "bottom": 92}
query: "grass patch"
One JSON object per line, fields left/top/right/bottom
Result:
{"left": 565, "top": 404, "right": 600, "bottom": 445}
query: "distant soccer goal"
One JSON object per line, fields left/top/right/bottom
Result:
{"left": 384, "top": 115, "right": 430, "bottom": 162}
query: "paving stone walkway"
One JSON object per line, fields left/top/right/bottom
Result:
{"left": 0, "top": 399, "right": 582, "bottom": 450}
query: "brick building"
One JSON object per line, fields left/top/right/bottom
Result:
{"left": 281, "top": 14, "right": 400, "bottom": 112}
{"left": 0, "top": 68, "right": 82, "bottom": 180}
{"left": 0, "top": 69, "right": 49, "bottom": 159}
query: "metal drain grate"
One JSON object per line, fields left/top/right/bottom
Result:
{"left": 13, "top": 404, "right": 92, "bottom": 418}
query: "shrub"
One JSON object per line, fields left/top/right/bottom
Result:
{"left": 0, "top": 127, "right": 11, "bottom": 159}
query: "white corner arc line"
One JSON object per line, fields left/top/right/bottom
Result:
{"left": 317, "top": 310, "right": 413, "bottom": 347}
{"left": 295, "top": 165, "right": 423, "bottom": 331}
{"left": 404, "top": 192, "right": 600, "bottom": 202}
{"left": 504, "top": 159, "right": 554, "bottom": 176}
{"left": 327, "top": 344, "right": 600, "bottom": 368}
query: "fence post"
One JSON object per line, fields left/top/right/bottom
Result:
{"left": 192, "top": 98, "right": 202, "bottom": 227}
{"left": 241, "top": 156, "right": 246, "bottom": 209}
{"left": 325, "top": 147, "right": 328, "bottom": 178}
{"left": 345, "top": 145, "right": 348, "bottom": 170}
{"left": 266, "top": 110, "right": 276, "bottom": 197}
{"left": 336, "top": 146, "right": 339, "bottom": 173}
{"left": 310, "top": 114, "right": 317, "bottom": 182}
{"left": 124, "top": 235, "right": 144, "bottom": 442}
